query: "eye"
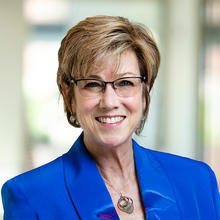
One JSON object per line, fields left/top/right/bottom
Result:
{"left": 117, "top": 79, "right": 134, "bottom": 87}
{"left": 83, "top": 81, "right": 102, "bottom": 89}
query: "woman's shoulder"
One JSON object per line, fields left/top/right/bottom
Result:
{"left": 150, "top": 148, "right": 210, "bottom": 172}
{"left": 2, "top": 155, "right": 64, "bottom": 195}
{"left": 136, "top": 143, "right": 216, "bottom": 182}
{"left": 134, "top": 144, "right": 220, "bottom": 219}
{"left": 1, "top": 153, "right": 80, "bottom": 219}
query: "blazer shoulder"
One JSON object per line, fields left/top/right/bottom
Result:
{"left": 2, "top": 156, "right": 64, "bottom": 195}
{"left": 142, "top": 146, "right": 219, "bottom": 191}
{"left": 148, "top": 148, "right": 208, "bottom": 171}
{"left": 1, "top": 152, "right": 81, "bottom": 219}
{"left": 135, "top": 144, "right": 215, "bottom": 182}
{"left": 140, "top": 147, "right": 220, "bottom": 219}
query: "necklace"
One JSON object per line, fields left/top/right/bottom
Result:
{"left": 102, "top": 177, "right": 134, "bottom": 214}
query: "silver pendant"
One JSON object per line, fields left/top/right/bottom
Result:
{"left": 117, "top": 195, "right": 134, "bottom": 214}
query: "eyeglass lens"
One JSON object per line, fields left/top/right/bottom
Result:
{"left": 76, "top": 77, "right": 143, "bottom": 97}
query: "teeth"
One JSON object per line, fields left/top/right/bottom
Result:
{"left": 97, "top": 116, "right": 124, "bottom": 124}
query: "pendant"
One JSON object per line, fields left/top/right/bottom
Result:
{"left": 117, "top": 195, "right": 134, "bottom": 214}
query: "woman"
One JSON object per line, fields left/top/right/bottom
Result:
{"left": 1, "top": 16, "right": 220, "bottom": 220}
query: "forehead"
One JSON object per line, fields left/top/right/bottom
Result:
{"left": 84, "top": 50, "right": 140, "bottom": 78}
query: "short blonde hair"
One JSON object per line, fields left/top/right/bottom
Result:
{"left": 57, "top": 15, "right": 160, "bottom": 135}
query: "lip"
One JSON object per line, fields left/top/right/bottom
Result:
{"left": 95, "top": 115, "right": 126, "bottom": 127}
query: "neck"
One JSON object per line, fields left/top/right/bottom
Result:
{"left": 84, "top": 137, "right": 136, "bottom": 188}
{"left": 96, "top": 149, "right": 135, "bottom": 183}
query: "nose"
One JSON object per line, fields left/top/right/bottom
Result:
{"left": 99, "top": 83, "right": 120, "bottom": 110}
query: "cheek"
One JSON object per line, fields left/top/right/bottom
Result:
{"left": 75, "top": 98, "right": 99, "bottom": 120}
{"left": 124, "top": 95, "right": 144, "bottom": 114}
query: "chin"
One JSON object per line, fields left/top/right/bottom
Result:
{"left": 98, "top": 133, "right": 130, "bottom": 148}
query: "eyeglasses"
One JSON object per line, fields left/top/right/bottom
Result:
{"left": 70, "top": 76, "right": 146, "bottom": 98}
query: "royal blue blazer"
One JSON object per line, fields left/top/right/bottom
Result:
{"left": 2, "top": 133, "right": 220, "bottom": 219}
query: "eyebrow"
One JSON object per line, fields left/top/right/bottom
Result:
{"left": 86, "top": 72, "right": 139, "bottom": 79}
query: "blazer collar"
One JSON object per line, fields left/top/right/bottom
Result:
{"left": 63, "top": 133, "right": 180, "bottom": 219}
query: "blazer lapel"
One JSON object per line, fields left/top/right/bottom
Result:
{"left": 62, "top": 134, "right": 181, "bottom": 219}
{"left": 62, "top": 133, "right": 119, "bottom": 220}
{"left": 133, "top": 139, "right": 181, "bottom": 219}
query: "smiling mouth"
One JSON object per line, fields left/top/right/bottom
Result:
{"left": 95, "top": 116, "right": 126, "bottom": 124}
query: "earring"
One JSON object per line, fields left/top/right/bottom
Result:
{"left": 70, "top": 114, "right": 80, "bottom": 126}
{"left": 136, "top": 115, "right": 146, "bottom": 135}
{"left": 141, "top": 115, "right": 146, "bottom": 122}
{"left": 70, "top": 115, "right": 75, "bottom": 123}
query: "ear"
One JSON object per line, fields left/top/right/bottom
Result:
{"left": 142, "top": 94, "right": 146, "bottom": 114}
{"left": 70, "top": 97, "right": 76, "bottom": 115}
{"left": 61, "top": 82, "right": 75, "bottom": 114}
{"left": 142, "top": 84, "right": 150, "bottom": 114}
{"left": 61, "top": 82, "right": 69, "bottom": 97}
{"left": 146, "top": 84, "right": 150, "bottom": 93}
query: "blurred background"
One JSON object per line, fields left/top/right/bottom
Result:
{"left": 0, "top": 0, "right": 220, "bottom": 216}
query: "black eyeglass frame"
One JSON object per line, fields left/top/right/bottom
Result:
{"left": 70, "top": 76, "right": 146, "bottom": 92}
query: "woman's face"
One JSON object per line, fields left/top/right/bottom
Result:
{"left": 71, "top": 50, "right": 146, "bottom": 150}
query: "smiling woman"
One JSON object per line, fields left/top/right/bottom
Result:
{"left": 1, "top": 15, "right": 220, "bottom": 220}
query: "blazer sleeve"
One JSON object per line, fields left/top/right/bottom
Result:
{"left": 1, "top": 179, "right": 37, "bottom": 220}
{"left": 207, "top": 164, "right": 220, "bottom": 219}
